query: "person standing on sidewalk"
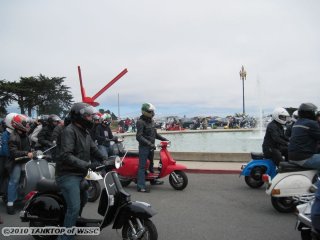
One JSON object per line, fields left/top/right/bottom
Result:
{"left": 136, "top": 103, "right": 168, "bottom": 193}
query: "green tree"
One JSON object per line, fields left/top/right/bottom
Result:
{"left": 0, "top": 75, "right": 73, "bottom": 117}
{"left": 0, "top": 80, "right": 11, "bottom": 117}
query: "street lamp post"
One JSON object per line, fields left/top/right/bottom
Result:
{"left": 239, "top": 65, "right": 247, "bottom": 115}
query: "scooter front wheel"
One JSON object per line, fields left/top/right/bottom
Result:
{"left": 122, "top": 218, "right": 158, "bottom": 240}
{"left": 169, "top": 170, "right": 188, "bottom": 190}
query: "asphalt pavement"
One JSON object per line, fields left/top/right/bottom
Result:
{"left": 0, "top": 174, "right": 300, "bottom": 240}
{"left": 155, "top": 160, "right": 244, "bottom": 174}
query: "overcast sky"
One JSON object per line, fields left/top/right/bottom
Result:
{"left": 1, "top": 0, "right": 319, "bottom": 118}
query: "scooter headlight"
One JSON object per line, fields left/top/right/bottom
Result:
{"left": 115, "top": 156, "right": 122, "bottom": 169}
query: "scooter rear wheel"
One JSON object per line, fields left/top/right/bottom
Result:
{"left": 87, "top": 180, "right": 101, "bottom": 202}
{"left": 119, "top": 176, "right": 132, "bottom": 187}
{"left": 122, "top": 218, "right": 158, "bottom": 240}
{"left": 271, "top": 196, "right": 296, "bottom": 213}
{"left": 244, "top": 176, "right": 264, "bottom": 188}
{"left": 29, "top": 221, "right": 58, "bottom": 240}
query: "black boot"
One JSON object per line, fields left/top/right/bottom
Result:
{"left": 7, "top": 205, "right": 15, "bottom": 215}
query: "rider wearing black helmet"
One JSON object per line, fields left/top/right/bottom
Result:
{"left": 55, "top": 102, "right": 109, "bottom": 240}
{"left": 37, "top": 114, "right": 61, "bottom": 150}
{"left": 288, "top": 103, "right": 320, "bottom": 237}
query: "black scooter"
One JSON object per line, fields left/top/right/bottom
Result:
{"left": 20, "top": 157, "right": 158, "bottom": 240}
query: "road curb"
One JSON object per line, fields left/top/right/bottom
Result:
{"left": 185, "top": 169, "right": 241, "bottom": 174}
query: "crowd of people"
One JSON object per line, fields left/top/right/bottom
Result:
{"left": 0, "top": 101, "right": 167, "bottom": 238}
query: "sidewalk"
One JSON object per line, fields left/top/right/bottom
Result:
{"left": 154, "top": 160, "right": 244, "bottom": 174}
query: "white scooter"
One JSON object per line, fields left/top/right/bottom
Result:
{"left": 263, "top": 161, "right": 317, "bottom": 213}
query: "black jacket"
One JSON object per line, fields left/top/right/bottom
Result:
{"left": 9, "top": 130, "right": 31, "bottom": 162}
{"left": 262, "top": 120, "right": 288, "bottom": 153}
{"left": 38, "top": 125, "right": 55, "bottom": 148}
{"left": 136, "top": 115, "right": 167, "bottom": 147}
{"left": 288, "top": 118, "right": 320, "bottom": 161}
{"left": 94, "top": 124, "right": 113, "bottom": 146}
{"left": 55, "top": 123, "right": 106, "bottom": 177}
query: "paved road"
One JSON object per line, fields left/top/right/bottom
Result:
{"left": 0, "top": 173, "right": 300, "bottom": 240}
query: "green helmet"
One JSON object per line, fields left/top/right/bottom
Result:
{"left": 141, "top": 103, "right": 155, "bottom": 118}
{"left": 101, "top": 113, "right": 112, "bottom": 125}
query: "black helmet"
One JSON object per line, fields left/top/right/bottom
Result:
{"left": 70, "top": 102, "right": 98, "bottom": 129}
{"left": 48, "top": 114, "right": 61, "bottom": 126}
{"left": 298, "top": 103, "right": 317, "bottom": 120}
{"left": 38, "top": 114, "right": 49, "bottom": 125}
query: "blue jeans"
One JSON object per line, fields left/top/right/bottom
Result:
{"left": 7, "top": 164, "right": 22, "bottom": 203}
{"left": 312, "top": 180, "right": 320, "bottom": 232}
{"left": 98, "top": 145, "right": 111, "bottom": 158}
{"left": 303, "top": 154, "right": 320, "bottom": 232}
{"left": 56, "top": 175, "right": 88, "bottom": 240}
{"left": 137, "top": 146, "right": 154, "bottom": 189}
{"left": 301, "top": 154, "right": 320, "bottom": 170}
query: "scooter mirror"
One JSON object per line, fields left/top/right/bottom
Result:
{"left": 35, "top": 150, "right": 44, "bottom": 159}
{"left": 115, "top": 156, "right": 122, "bottom": 169}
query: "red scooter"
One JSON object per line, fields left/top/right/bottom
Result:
{"left": 115, "top": 141, "right": 188, "bottom": 190}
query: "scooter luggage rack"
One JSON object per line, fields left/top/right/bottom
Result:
{"left": 293, "top": 194, "right": 315, "bottom": 204}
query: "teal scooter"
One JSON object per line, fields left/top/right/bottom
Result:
{"left": 240, "top": 152, "right": 277, "bottom": 188}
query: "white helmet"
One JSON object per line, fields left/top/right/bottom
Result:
{"left": 4, "top": 113, "right": 17, "bottom": 133}
{"left": 272, "top": 107, "right": 289, "bottom": 125}
{"left": 291, "top": 110, "right": 298, "bottom": 122}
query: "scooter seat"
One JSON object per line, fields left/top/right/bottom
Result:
{"left": 36, "top": 178, "right": 89, "bottom": 193}
{"left": 278, "top": 161, "right": 314, "bottom": 173}
{"left": 36, "top": 178, "right": 60, "bottom": 193}
{"left": 126, "top": 151, "right": 140, "bottom": 157}
{"left": 251, "top": 152, "right": 265, "bottom": 160}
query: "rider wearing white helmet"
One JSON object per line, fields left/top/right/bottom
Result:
{"left": 262, "top": 107, "right": 290, "bottom": 166}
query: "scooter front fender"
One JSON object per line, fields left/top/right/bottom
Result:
{"left": 160, "top": 163, "right": 187, "bottom": 177}
{"left": 112, "top": 201, "right": 157, "bottom": 229}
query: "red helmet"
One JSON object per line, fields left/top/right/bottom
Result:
{"left": 11, "top": 114, "right": 30, "bottom": 132}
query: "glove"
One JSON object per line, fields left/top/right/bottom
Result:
{"left": 150, "top": 144, "right": 156, "bottom": 150}
{"left": 102, "top": 159, "right": 115, "bottom": 167}
{"left": 112, "top": 136, "right": 119, "bottom": 143}
{"left": 89, "top": 161, "right": 101, "bottom": 171}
